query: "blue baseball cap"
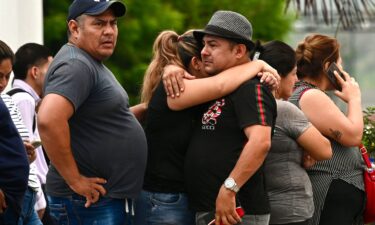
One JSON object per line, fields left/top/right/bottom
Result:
{"left": 67, "top": 0, "right": 126, "bottom": 21}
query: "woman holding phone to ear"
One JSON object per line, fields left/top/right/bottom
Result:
{"left": 289, "top": 34, "right": 365, "bottom": 225}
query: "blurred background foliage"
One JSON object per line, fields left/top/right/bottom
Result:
{"left": 363, "top": 106, "right": 375, "bottom": 155}
{"left": 44, "top": 0, "right": 295, "bottom": 104}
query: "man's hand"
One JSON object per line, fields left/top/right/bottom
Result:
{"left": 37, "top": 208, "right": 45, "bottom": 219}
{"left": 215, "top": 186, "right": 241, "bottom": 225}
{"left": 68, "top": 176, "right": 107, "bottom": 208}
{"left": 0, "top": 189, "right": 7, "bottom": 213}
{"left": 24, "top": 141, "right": 36, "bottom": 163}
{"left": 162, "top": 65, "right": 195, "bottom": 98}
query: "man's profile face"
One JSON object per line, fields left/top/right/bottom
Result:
{"left": 35, "top": 56, "right": 53, "bottom": 96}
{"left": 73, "top": 9, "right": 118, "bottom": 61}
{"left": 200, "top": 35, "right": 238, "bottom": 76}
{"left": 0, "top": 58, "right": 12, "bottom": 93}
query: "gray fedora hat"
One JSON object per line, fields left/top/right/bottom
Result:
{"left": 194, "top": 10, "right": 254, "bottom": 50}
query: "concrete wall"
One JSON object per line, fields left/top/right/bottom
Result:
{"left": 0, "top": 0, "right": 43, "bottom": 91}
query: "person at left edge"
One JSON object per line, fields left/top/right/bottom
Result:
{"left": 0, "top": 40, "right": 29, "bottom": 225}
{"left": 37, "top": 1, "right": 147, "bottom": 225}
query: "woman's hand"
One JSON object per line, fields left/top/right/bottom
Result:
{"left": 162, "top": 65, "right": 195, "bottom": 98}
{"left": 256, "top": 60, "right": 280, "bottom": 90}
{"left": 333, "top": 69, "right": 361, "bottom": 103}
{"left": 302, "top": 153, "right": 317, "bottom": 168}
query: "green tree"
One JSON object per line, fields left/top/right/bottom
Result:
{"left": 44, "top": 0, "right": 295, "bottom": 104}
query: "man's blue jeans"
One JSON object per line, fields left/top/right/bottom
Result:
{"left": 18, "top": 187, "right": 42, "bottom": 225}
{"left": 47, "top": 194, "right": 133, "bottom": 225}
{"left": 134, "top": 190, "right": 195, "bottom": 225}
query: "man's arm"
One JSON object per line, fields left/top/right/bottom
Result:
{"left": 38, "top": 94, "right": 106, "bottom": 207}
{"left": 215, "top": 125, "right": 272, "bottom": 225}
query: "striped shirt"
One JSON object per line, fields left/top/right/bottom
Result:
{"left": 289, "top": 82, "right": 364, "bottom": 225}
{"left": 1, "top": 94, "right": 40, "bottom": 191}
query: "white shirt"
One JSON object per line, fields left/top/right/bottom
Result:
{"left": 12, "top": 79, "right": 48, "bottom": 184}
{"left": 11, "top": 79, "right": 48, "bottom": 210}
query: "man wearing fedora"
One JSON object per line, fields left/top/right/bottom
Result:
{"left": 185, "top": 11, "right": 277, "bottom": 225}
{"left": 37, "top": 0, "right": 147, "bottom": 224}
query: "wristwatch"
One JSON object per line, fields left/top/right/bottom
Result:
{"left": 224, "top": 177, "right": 240, "bottom": 193}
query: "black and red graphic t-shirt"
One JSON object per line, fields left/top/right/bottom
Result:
{"left": 185, "top": 78, "right": 277, "bottom": 214}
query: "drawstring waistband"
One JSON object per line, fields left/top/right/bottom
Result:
{"left": 125, "top": 198, "right": 135, "bottom": 216}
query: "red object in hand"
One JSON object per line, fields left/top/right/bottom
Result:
{"left": 208, "top": 207, "right": 245, "bottom": 225}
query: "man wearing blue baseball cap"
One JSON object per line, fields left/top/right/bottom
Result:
{"left": 38, "top": 1, "right": 147, "bottom": 224}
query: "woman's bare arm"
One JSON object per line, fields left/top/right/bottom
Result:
{"left": 297, "top": 125, "right": 332, "bottom": 161}
{"left": 300, "top": 79, "right": 363, "bottom": 147}
{"left": 167, "top": 60, "right": 278, "bottom": 110}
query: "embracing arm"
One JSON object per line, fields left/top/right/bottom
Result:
{"left": 130, "top": 103, "right": 147, "bottom": 122}
{"left": 167, "top": 60, "right": 278, "bottom": 110}
{"left": 297, "top": 125, "right": 332, "bottom": 160}
{"left": 215, "top": 125, "right": 272, "bottom": 225}
{"left": 38, "top": 94, "right": 106, "bottom": 207}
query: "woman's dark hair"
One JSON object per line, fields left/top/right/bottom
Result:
{"left": 141, "top": 30, "right": 201, "bottom": 104}
{"left": 295, "top": 34, "right": 340, "bottom": 79}
{"left": 177, "top": 34, "right": 201, "bottom": 70}
{"left": 251, "top": 40, "right": 296, "bottom": 77}
{"left": 0, "top": 40, "right": 14, "bottom": 65}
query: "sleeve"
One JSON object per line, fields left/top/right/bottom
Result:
{"left": 278, "top": 101, "right": 311, "bottom": 139}
{"left": 34, "top": 183, "right": 46, "bottom": 211}
{"left": 44, "top": 59, "right": 95, "bottom": 112}
{"left": 13, "top": 96, "right": 35, "bottom": 138}
{"left": 232, "top": 80, "right": 277, "bottom": 129}
{"left": 1, "top": 94, "right": 30, "bottom": 141}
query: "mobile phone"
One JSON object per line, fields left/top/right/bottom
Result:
{"left": 206, "top": 206, "right": 245, "bottom": 225}
{"left": 31, "top": 140, "right": 42, "bottom": 148}
{"left": 326, "top": 62, "right": 346, "bottom": 91}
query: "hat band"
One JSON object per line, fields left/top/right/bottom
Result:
{"left": 204, "top": 25, "right": 250, "bottom": 41}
